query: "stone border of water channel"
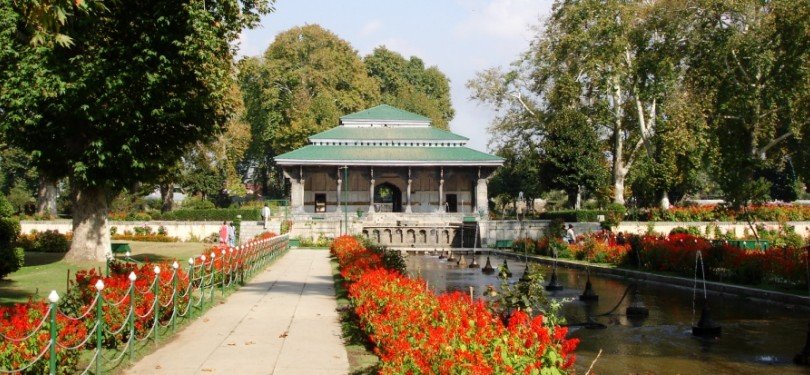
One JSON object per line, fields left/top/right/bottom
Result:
{"left": 481, "top": 249, "right": 810, "bottom": 310}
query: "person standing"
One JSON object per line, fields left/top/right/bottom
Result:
{"left": 261, "top": 204, "right": 271, "bottom": 229}
{"left": 228, "top": 222, "right": 236, "bottom": 247}
{"left": 219, "top": 221, "right": 228, "bottom": 246}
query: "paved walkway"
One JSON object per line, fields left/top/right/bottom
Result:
{"left": 126, "top": 249, "right": 348, "bottom": 375}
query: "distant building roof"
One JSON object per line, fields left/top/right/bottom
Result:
{"left": 275, "top": 104, "right": 503, "bottom": 167}
{"left": 340, "top": 104, "right": 431, "bottom": 123}
{"left": 309, "top": 126, "right": 468, "bottom": 141}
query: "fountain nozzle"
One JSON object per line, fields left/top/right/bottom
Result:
{"left": 692, "top": 304, "right": 722, "bottom": 337}
{"left": 481, "top": 257, "right": 495, "bottom": 274}
{"left": 625, "top": 284, "right": 649, "bottom": 317}
{"left": 794, "top": 322, "right": 810, "bottom": 366}
{"left": 544, "top": 267, "right": 564, "bottom": 291}
{"left": 457, "top": 254, "right": 468, "bottom": 267}
{"left": 500, "top": 259, "right": 512, "bottom": 278}
{"left": 579, "top": 274, "right": 599, "bottom": 302}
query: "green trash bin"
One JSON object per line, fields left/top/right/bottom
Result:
{"left": 110, "top": 243, "right": 132, "bottom": 254}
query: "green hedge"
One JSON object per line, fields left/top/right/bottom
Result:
{"left": 0, "top": 218, "right": 23, "bottom": 279}
{"left": 538, "top": 210, "right": 607, "bottom": 222}
{"left": 151, "top": 208, "right": 261, "bottom": 221}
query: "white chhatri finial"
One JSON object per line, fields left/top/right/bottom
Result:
{"left": 173, "top": 261, "right": 179, "bottom": 269}
{"left": 153, "top": 265, "right": 161, "bottom": 274}
{"left": 128, "top": 271, "right": 137, "bottom": 282}
{"left": 95, "top": 279, "right": 105, "bottom": 291}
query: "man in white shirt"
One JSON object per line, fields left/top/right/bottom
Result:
{"left": 261, "top": 204, "right": 271, "bottom": 229}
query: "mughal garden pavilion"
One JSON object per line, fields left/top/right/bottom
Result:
{"left": 275, "top": 105, "right": 504, "bottom": 219}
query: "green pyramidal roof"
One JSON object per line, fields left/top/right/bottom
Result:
{"left": 309, "top": 126, "right": 468, "bottom": 141}
{"left": 275, "top": 146, "right": 503, "bottom": 166}
{"left": 340, "top": 104, "right": 430, "bottom": 122}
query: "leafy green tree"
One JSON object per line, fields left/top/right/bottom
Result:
{"left": 364, "top": 46, "right": 454, "bottom": 129}
{"left": 684, "top": 0, "right": 809, "bottom": 208}
{"left": 238, "top": 25, "right": 456, "bottom": 197}
{"left": 628, "top": 91, "right": 710, "bottom": 208}
{"left": 1, "top": 0, "right": 273, "bottom": 260}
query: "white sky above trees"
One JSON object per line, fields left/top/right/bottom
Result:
{"left": 238, "top": 0, "right": 554, "bottom": 152}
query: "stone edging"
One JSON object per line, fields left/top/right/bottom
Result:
{"left": 488, "top": 249, "right": 810, "bottom": 310}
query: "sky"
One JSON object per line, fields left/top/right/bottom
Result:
{"left": 238, "top": 0, "right": 555, "bottom": 152}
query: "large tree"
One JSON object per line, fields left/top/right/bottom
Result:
{"left": 364, "top": 46, "right": 454, "bottom": 129}
{"left": 1, "top": 0, "right": 272, "bottom": 260}
{"left": 238, "top": 25, "right": 456, "bottom": 196}
{"left": 684, "top": 0, "right": 809, "bottom": 207}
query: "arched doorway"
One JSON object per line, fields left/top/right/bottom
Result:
{"left": 374, "top": 182, "right": 402, "bottom": 212}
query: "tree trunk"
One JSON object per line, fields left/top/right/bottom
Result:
{"left": 613, "top": 169, "right": 626, "bottom": 205}
{"left": 35, "top": 176, "right": 58, "bottom": 218}
{"left": 660, "top": 192, "right": 671, "bottom": 210}
{"left": 65, "top": 186, "right": 110, "bottom": 262}
{"left": 612, "top": 79, "right": 626, "bottom": 206}
{"left": 567, "top": 186, "right": 582, "bottom": 210}
{"left": 160, "top": 183, "right": 174, "bottom": 213}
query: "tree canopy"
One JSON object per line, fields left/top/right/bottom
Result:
{"left": 238, "top": 24, "right": 455, "bottom": 196}
{"left": 472, "top": 0, "right": 809, "bottom": 210}
{"left": 0, "top": 0, "right": 273, "bottom": 260}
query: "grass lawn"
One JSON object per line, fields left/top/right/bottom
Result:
{"left": 0, "top": 241, "right": 212, "bottom": 306}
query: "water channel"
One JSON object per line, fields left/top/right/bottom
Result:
{"left": 405, "top": 252, "right": 810, "bottom": 374}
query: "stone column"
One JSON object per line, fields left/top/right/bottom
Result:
{"left": 335, "top": 167, "right": 342, "bottom": 212}
{"left": 405, "top": 167, "right": 413, "bottom": 213}
{"left": 368, "top": 168, "right": 376, "bottom": 213}
{"left": 475, "top": 178, "right": 489, "bottom": 216}
{"left": 287, "top": 167, "right": 305, "bottom": 213}
{"left": 438, "top": 167, "right": 445, "bottom": 213}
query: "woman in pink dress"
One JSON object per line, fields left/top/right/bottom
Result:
{"left": 219, "top": 221, "right": 228, "bottom": 245}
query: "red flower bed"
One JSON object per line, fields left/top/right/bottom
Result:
{"left": 0, "top": 233, "right": 281, "bottom": 373}
{"left": 332, "top": 235, "right": 579, "bottom": 374}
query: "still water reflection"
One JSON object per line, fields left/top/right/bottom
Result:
{"left": 405, "top": 253, "right": 810, "bottom": 375}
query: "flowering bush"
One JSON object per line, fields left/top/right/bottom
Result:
{"left": 0, "top": 301, "right": 87, "bottom": 374}
{"left": 15, "top": 230, "right": 71, "bottom": 253}
{"left": 646, "top": 204, "right": 810, "bottom": 222}
{"left": 332, "top": 235, "right": 579, "bottom": 374}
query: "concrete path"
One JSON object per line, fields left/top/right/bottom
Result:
{"left": 126, "top": 249, "right": 348, "bottom": 375}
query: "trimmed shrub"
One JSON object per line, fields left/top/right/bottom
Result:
{"left": 0, "top": 247, "right": 24, "bottom": 280}
{"left": 539, "top": 209, "right": 606, "bottom": 222}
{"left": 151, "top": 208, "right": 260, "bottom": 221}
{"left": 15, "top": 230, "right": 71, "bottom": 253}
{"left": 0, "top": 218, "right": 21, "bottom": 247}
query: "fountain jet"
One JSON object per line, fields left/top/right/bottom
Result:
{"left": 468, "top": 224, "right": 480, "bottom": 268}
{"left": 691, "top": 250, "right": 720, "bottom": 337}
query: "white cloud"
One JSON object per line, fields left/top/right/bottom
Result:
{"left": 360, "top": 19, "right": 383, "bottom": 36}
{"left": 455, "top": 0, "right": 550, "bottom": 41}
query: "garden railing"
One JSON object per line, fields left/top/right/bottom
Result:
{"left": 0, "top": 234, "right": 289, "bottom": 375}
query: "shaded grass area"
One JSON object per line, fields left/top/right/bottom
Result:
{"left": 329, "top": 257, "right": 379, "bottom": 375}
{"left": 1, "top": 241, "right": 211, "bottom": 305}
